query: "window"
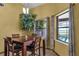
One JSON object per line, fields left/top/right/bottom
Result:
{"left": 35, "top": 20, "right": 48, "bottom": 37}
{"left": 57, "top": 9, "right": 69, "bottom": 43}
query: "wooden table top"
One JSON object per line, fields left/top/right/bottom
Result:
{"left": 12, "top": 37, "right": 35, "bottom": 46}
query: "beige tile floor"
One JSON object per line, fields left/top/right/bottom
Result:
{"left": 0, "top": 48, "right": 57, "bottom": 56}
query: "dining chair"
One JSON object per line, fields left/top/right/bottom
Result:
{"left": 4, "top": 37, "right": 9, "bottom": 56}
{"left": 33, "top": 37, "right": 41, "bottom": 56}
{"left": 26, "top": 36, "right": 41, "bottom": 56}
{"left": 26, "top": 40, "right": 35, "bottom": 56}
{"left": 5, "top": 37, "right": 22, "bottom": 56}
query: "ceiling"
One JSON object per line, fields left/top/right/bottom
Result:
{"left": 23, "top": 3, "right": 44, "bottom": 8}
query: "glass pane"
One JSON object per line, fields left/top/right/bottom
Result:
{"left": 58, "top": 21, "right": 69, "bottom": 27}
{"left": 58, "top": 12, "right": 69, "bottom": 19}
{"left": 58, "top": 28, "right": 69, "bottom": 43}
{"left": 58, "top": 28, "right": 69, "bottom": 35}
{"left": 43, "top": 22, "right": 47, "bottom": 28}
{"left": 66, "top": 38, "right": 69, "bottom": 43}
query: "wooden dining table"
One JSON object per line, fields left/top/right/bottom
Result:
{"left": 4, "top": 36, "right": 46, "bottom": 56}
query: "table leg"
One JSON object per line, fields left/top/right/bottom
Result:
{"left": 22, "top": 43, "right": 24, "bottom": 56}
{"left": 4, "top": 39, "right": 7, "bottom": 56}
{"left": 22, "top": 43, "right": 27, "bottom": 56}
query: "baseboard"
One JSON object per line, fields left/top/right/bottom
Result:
{"left": 52, "top": 50, "right": 60, "bottom": 56}
{"left": 0, "top": 51, "right": 4, "bottom": 54}
{"left": 45, "top": 48, "right": 60, "bottom": 56}
{"left": 46, "top": 48, "right": 53, "bottom": 50}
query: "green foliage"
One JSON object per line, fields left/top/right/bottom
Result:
{"left": 36, "top": 20, "right": 45, "bottom": 29}
{"left": 19, "top": 13, "right": 37, "bottom": 31}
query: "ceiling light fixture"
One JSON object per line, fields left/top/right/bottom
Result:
{"left": 26, "top": 8, "right": 29, "bottom": 14}
{"left": 23, "top": 8, "right": 29, "bottom": 14}
{"left": 23, "top": 8, "right": 26, "bottom": 14}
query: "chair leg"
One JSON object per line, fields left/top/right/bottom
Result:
{"left": 39, "top": 48, "right": 40, "bottom": 56}
{"left": 7, "top": 51, "right": 10, "bottom": 56}
{"left": 16, "top": 52, "right": 19, "bottom": 56}
{"left": 16, "top": 50, "right": 20, "bottom": 56}
{"left": 7, "top": 49, "right": 9, "bottom": 56}
{"left": 12, "top": 51, "right": 14, "bottom": 56}
{"left": 39, "top": 42, "right": 41, "bottom": 56}
{"left": 32, "top": 48, "right": 35, "bottom": 56}
{"left": 11, "top": 49, "right": 14, "bottom": 56}
{"left": 43, "top": 40, "right": 45, "bottom": 56}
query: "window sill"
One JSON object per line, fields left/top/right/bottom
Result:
{"left": 55, "top": 40, "right": 69, "bottom": 46}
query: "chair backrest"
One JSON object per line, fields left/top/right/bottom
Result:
{"left": 7, "top": 37, "right": 12, "bottom": 42}
{"left": 4, "top": 37, "right": 12, "bottom": 45}
{"left": 20, "top": 36, "right": 26, "bottom": 42}
{"left": 6, "top": 37, "right": 13, "bottom": 48}
{"left": 4, "top": 37, "right": 13, "bottom": 52}
{"left": 35, "top": 37, "right": 41, "bottom": 49}
{"left": 12, "top": 34, "right": 20, "bottom": 38}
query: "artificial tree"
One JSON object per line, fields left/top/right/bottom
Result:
{"left": 19, "top": 13, "right": 37, "bottom": 31}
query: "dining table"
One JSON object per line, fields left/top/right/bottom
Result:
{"left": 12, "top": 37, "right": 35, "bottom": 56}
{"left": 4, "top": 36, "right": 46, "bottom": 56}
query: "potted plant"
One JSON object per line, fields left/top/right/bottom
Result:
{"left": 19, "top": 13, "right": 37, "bottom": 31}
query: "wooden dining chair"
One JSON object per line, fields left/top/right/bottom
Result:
{"left": 4, "top": 37, "right": 9, "bottom": 56}
{"left": 33, "top": 37, "right": 41, "bottom": 56}
{"left": 12, "top": 34, "right": 20, "bottom": 38}
{"left": 34, "top": 37, "right": 45, "bottom": 56}
{"left": 5, "top": 37, "right": 22, "bottom": 56}
{"left": 26, "top": 40, "right": 35, "bottom": 56}
{"left": 25, "top": 36, "right": 41, "bottom": 56}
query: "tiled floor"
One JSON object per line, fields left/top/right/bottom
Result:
{"left": 34, "top": 48, "right": 57, "bottom": 56}
{"left": 0, "top": 48, "right": 57, "bottom": 56}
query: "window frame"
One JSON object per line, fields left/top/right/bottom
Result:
{"left": 56, "top": 9, "right": 70, "bottom": 44}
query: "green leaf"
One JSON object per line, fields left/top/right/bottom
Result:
{"left": 19, "top": 13, "right": 37, "bottom": 31}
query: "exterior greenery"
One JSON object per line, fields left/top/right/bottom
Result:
{"left": 35, "top": 20, "right": 45, "bottom": 29}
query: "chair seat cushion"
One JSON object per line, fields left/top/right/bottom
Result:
{"left": 27, "top": 41, "right": 35, "bottom": 51}
{"left": 14, "top": 44, "right": 22, "bottom": 49}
